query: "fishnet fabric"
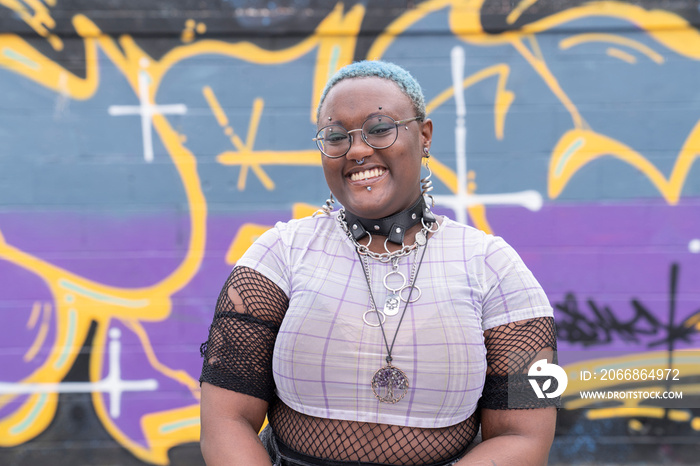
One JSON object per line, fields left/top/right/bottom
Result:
{"left": 200, "top": 267, "right": 554, "bottom": 464}
{"left": 269, "top": 400, "right": 479, "bottom": 465}
{"left": 199, "top": 266, "right": 288, "bottom": 402}
{"left": 479, "top": 316, "right": 559, "bottom": 410}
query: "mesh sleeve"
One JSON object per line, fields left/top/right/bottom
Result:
{"left": 478, "top": 316, "right": 560, "bottom": 410}
{"left": 199, "top": 266, "right": 289, "bottom": 402}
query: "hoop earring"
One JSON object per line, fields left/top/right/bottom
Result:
{"left": 313, "top": 192, "right": 336, "bottom": 217}
{"left": 421, "top": 150, "right": 434, "bottom": 208}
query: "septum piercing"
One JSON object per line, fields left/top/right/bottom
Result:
{"left": 357, "top": 158, "right": 365, "bottom": 165}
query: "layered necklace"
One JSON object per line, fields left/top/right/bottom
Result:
{"left": 337, "top": 196, "right": 439, "bottom": 403}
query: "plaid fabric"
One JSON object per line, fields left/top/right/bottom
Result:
{"left": 237, "top": 213, "right": 552, "bottom": 429}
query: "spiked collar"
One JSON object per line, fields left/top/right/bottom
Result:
{"left": 342, "top": 196, "right": 436, "bottom": 245}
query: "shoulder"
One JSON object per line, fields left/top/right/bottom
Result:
{"left": 268, "top": 213, "right": 341, "bottom": 243}
{"left": 434, "top": 216, "right": 505, "bottom": 254}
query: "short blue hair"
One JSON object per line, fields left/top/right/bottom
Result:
{"left": 317, "top": 60, "right": 426, "bottom": 121}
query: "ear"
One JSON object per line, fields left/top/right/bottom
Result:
{"left": 420, "top": 118, "right": 433, "bottom": 152}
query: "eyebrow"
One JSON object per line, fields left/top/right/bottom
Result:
{"left": 322, "top": 111, "right": 393, "bottom": 127}
{"left": 559, "top": 33, "right": 664, "bottom": 64}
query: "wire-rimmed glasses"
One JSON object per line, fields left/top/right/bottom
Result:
{"left": 314, "top": 115, "right": 423, "bottom": 158}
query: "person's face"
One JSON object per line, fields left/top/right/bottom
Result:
{"left": 318, "top": 77, "right": 432, "bottom": 219}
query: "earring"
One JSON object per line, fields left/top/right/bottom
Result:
{"left": 313, "top": 192, "right": 336, "bottom": 217}
{"left": 421, "top": 149, "right": 434, "bottom": 208}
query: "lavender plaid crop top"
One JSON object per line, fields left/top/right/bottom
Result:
{"left": 235, "top": 213, "right": 553, "bottom": 429}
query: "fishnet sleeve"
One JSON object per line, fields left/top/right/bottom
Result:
{"left": 478, "top": 316, "right": 560, "bottom": 410}
{"left": 199, "top": 266, "right": 289, "bottom": 402}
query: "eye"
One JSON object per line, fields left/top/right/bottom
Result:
{"left": 366, "top": 120, "right": 395, "bottom": 137}
{"left": 324, "top": 127, "right": 349, "bottom": 145}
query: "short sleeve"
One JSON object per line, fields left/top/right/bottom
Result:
{"left": 236, "top": 222, "right": 291, "bottom": 296}
{"left": 480, "top": 236, "right": 552, "bottom": 330}
{"left": 199, "top": 266, "right": 289, "bottom": 402}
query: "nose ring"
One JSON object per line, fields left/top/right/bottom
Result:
{"left": 356, "top": 158, "right": 365, "bottom": 165}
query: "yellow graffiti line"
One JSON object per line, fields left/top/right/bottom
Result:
{"left": 0, "top": 31, "right": 98, "bottom": 99}
{"left": 88, "top": 324, "right": 157, "bottom": 463}
{"left": 202, "top": 85, "right": 229, "bottom": 127}
{"left": 426, "top": 63, "right": 514, "bottom": 140}
{"left": 506, "top": 0, "right": 540, "bottom": 25}
{"left": 367, "top": 0, "right": 455, "bottom": 59}
{"left": 586, "top": 407, "right": 691, "bottom": 423}
{"left": 89, "top": 324, "right": 200, "bottom": 465}
{"left": 240, "top": 98, "right": 275, "bottom": 190}
{"left": 559, "top": 33, "right": 664, "bottom": 64}
{"left": 549, "top": 125, "right": 700, "bottom": 204}
{"left": 606, "top": 47, "right": 637, "bottom": 64}
{"left": 511, "top": 37, "right": 586, "bottom": 129}
{"left": 0, "top": 0, "right": 61, "bottom": 50}
{"left": 225, "top": 224, "right": 273, "bottom": 265}
{"left": 311, "top": 4, "right": 365, "bottom": 122}
{"left": 0, "top": 238, "right": 169, "bottom": 320}
{"left": 58, "top": 279, "right": 149, "bottom": 308}
{"left": 123, "top": 320, "right": 200, "bottom": 397}
{"left": 26, "top": 301, "right": 41, "bottom": 329}
{"left": 527, "top": 34, "right": 545, "bottom": 62}
{"left": 522, "top": 2, "right": 700, "bottom": 60}
{"left": 587, "top": 407, "right": 665, "bottom": 420}
{"left": 23, "top": 302, "right": 51, "bottom": 363}
{"left": 203, "top": 92, "right": 276, "bottom": 191}
{"left": 218, "top": 150, "right": 320, "bottom": 167}
{"left": 66, "top": 18, "right": 208, "bottom": 296}
{"left": 0, "top": 393, "right": 58, "bottom": 446}
{"left": 140, "top": 405, "right": 201, "bottom": 461}
{"left": 53, "top": 308, "right": 78, "bottom": 370}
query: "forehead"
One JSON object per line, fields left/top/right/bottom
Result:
{"left": 320, "top": 77, "right": 413, "bottom": 122}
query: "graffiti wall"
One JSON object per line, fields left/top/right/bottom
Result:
{"left": 1, "top": 0, "right": 699, "bottom": 464}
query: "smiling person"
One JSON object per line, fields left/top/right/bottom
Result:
{"left": 199, "top": 61, "right": 558, "bottom": 466}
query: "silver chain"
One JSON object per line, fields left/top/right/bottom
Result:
{"left": 337, "top": 209, "right": 439, "bottom": 263}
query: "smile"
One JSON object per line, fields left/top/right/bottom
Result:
{"left": 349, "top": 168, "right": 385, "bottom": 182}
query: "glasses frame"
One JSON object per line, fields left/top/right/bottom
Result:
{"left": 313, "top": 115, "right": 423, "bottom": 159}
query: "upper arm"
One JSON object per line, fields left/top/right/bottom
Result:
{"left": 200, "top": 266, "right": 289, "bottom": 415}
{"left": 200, "top": 382, "right": 268, "bottom": 434}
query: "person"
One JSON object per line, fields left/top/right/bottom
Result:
{"left": 199, "top": 60, "right": 558, "bottom": 466}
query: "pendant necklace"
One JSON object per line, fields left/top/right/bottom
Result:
{"left": 357, "top": 238, "right": 429, "bottom": 404}
{"left": 361, "top": 251, "right": 421, "bottom": 326}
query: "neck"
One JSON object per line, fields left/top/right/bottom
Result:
{"left": 342, "top": 196, "right": 436, "bottom": 245}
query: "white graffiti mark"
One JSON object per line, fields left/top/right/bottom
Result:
{"left": 0, "top": 327, "right": 158, "bottom": 419}
{"left": 689, "top": 239, "right": 700, "bottom": 254}
{"left": 108, "top": 58, "right": 187, "bottom": 163}
{"left": 434, "top": 46, "right": 543, "bottom": 223}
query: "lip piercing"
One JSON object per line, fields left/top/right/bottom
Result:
{"left": 367, "top": 187, "right": 372, "bottom": 191}
{"left": 357, "top": 158, "right": 365, "bottom": 165}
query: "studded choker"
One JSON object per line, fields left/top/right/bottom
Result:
{"left": 342, "top": 196, "right": 436, "bottom": 245}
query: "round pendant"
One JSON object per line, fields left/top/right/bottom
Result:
{"left": 371, "top": 365, "right": 409, "bottom": 403}
{"left": 363, "top": 309, "right": 385, "bottom": 327}
{"left": 415, "top": 230, "right": 427, "bottom": 246}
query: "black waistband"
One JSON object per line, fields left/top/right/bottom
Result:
{"left": 342, "top": 196, "right": 436, "bottom": 245}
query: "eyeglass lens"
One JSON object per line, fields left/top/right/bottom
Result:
{"left": 316, "top": 115, "right": 399, "bottom": 158}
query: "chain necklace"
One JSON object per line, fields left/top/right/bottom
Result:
{"left": 357, "top": 239, "right": 429, "bottom": 404}
{"left": 360, "top": 251, "right": 421, "bottom": 326}
{"left": 337, "top": 205, "right": 439, "bottom": 403}
{"left": 337, "top": 209, "right": 438, "bottom": 262}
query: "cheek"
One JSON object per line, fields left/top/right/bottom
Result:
{"left": 321, "top": 159, "right": 342, "bottom": 185}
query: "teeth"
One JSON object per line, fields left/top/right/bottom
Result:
{"left": 350, "top": 168, "right": 384, "bottom": 182}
